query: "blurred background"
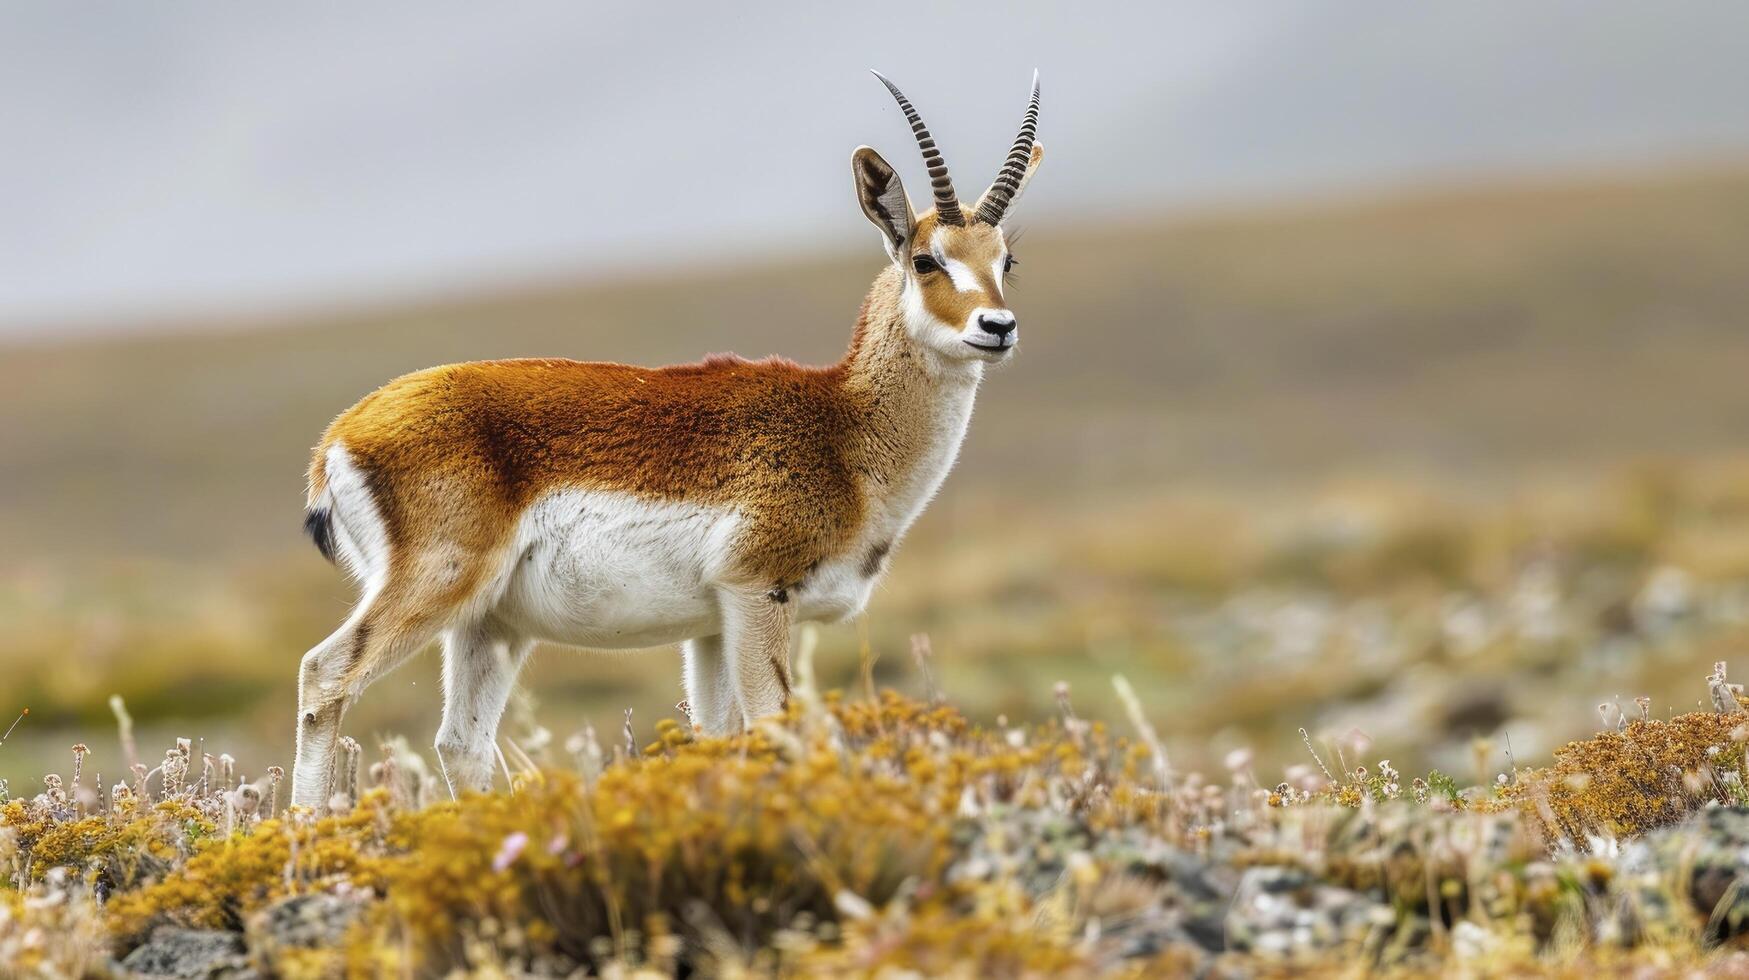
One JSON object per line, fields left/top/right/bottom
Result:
{"left": 5, "top": 1, "right": 1749, "bottom": 787}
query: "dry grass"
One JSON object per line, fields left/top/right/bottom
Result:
{"left": 10, "top": 666, "right": 1749, "bottom": 975}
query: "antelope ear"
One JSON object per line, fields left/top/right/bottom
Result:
{"left": 852, "top": 146, "right": 915, "bottom": 261}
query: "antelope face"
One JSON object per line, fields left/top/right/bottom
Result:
{"left": 852, "top": 71, "right": 1043, "bottom": 366}
{"left": 904, "top": 214, "right": 1018, "bottom": 362}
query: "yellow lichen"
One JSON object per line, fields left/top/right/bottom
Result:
{"left": 1506, "top": 711, "right": 1748, "bottom": 840}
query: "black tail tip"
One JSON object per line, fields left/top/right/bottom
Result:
{"left": 304, "top": 508, "right": 338, "bottom": 563}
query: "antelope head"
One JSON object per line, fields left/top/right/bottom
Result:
{"left": 853, "top": 71, "right": 1044, "bottom": 364}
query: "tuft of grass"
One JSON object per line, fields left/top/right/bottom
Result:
{"left": 1512, "top": 709, "right": 1749, "bottom": 841}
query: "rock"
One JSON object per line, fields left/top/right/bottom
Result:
{"left": 1160, "top": 850, "right": 1240, "bottom": 952}
{"left": 246, "top": 892, "right": 367, "bottom": 970}
{"left": 1619, "top": 805, "right": 1749, "bottom": 944}
{"left": 250, "top": 893, "right": 364, "bottom": 949}
{"left": 1096, "top": 838, "right": 1239, "bottom": 954}
{"left": 117, "top": 927, "right": 252, "bottom": 978}
{"left": 1225, "top": 866, "right": 1395, "bottom": 962}
{"left": 948, "top": 813, "right": 1246, "bottom": 966}
{"left": 946, "top": 808, "right": 1094, "bottom": 896}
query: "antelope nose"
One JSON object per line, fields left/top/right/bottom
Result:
{"left": 979, "top": 313, "right": 1016, "bottom": 337}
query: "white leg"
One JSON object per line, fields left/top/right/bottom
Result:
{"left": 683, "top": 635, "right": 743, "bottom": 735}
{"left": 291, "top": 575, "right": 452, "bottom": 811}
{"left": 718, "top": 587, "right": 793, "bottom": 728}
{"left": 292, "top": 618, "right": 360, "bottom": 809}
{"left": 435, "top": 616, "right": 532, "bottom": 798}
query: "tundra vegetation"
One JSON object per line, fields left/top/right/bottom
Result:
{"left": 10, "top": 656, "right": 1749, "bottom": 975}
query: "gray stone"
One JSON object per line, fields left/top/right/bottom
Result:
{"left": 1619, "top": 804, "right": 1749, "bottom": 944}
{"left": 250, "top": 892, "right": 365, "bottom": 950}
{"left": 117, "top": 927, "right": 252, "bottom": 978}
{"left": 1095, "top": 839, "right": 1240, "bottom": 955}
{"left": 1225, "top": 866, "right": 1396, "bottom": 962}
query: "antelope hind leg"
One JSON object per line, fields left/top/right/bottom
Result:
{"left": 435, "top": 616, "right": 533, "bottom": 797}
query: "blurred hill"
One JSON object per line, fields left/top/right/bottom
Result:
{"left": 4, "top": 164, "right": 1749, "bottom": 563}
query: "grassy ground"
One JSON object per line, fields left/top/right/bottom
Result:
{"left": 10, "top": 666, "right": 1749, "bottom": 975}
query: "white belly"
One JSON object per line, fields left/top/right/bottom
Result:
{"left": 494, "top": 490, "right": 740, "bottom": 649}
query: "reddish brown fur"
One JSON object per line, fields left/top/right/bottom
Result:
{"left": 307, "top": 259, "right": 979, "bottom": 594}
{"left": 315, "top": 352, "right": 861, "bottom": 584}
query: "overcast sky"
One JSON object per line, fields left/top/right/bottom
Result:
{"left": 2, "top": 1, "right": 1746, "bottom": 336}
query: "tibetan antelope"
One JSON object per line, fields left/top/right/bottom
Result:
{"left": 292, "top": 71, "right": 1044, "bottom": 808}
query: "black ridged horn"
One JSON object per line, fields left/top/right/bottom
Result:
{"left": 974, "top": 71, "right": 1041, "bottom": 225}
{"left": 870, "top": 70, "right": 964, "bottom": 226}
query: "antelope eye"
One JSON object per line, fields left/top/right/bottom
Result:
{"left": 911, "top": 254, "right": 940, "bottom": 275}
{"left": 1003, "top": 254, "right": 1018, "bottom": 274}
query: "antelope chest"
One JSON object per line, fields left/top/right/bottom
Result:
{"left": 789, "top": 371, "right": 979, "bottom": 622}
{"left": 796, "top": 546, "right": 885, "bottom": 623}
